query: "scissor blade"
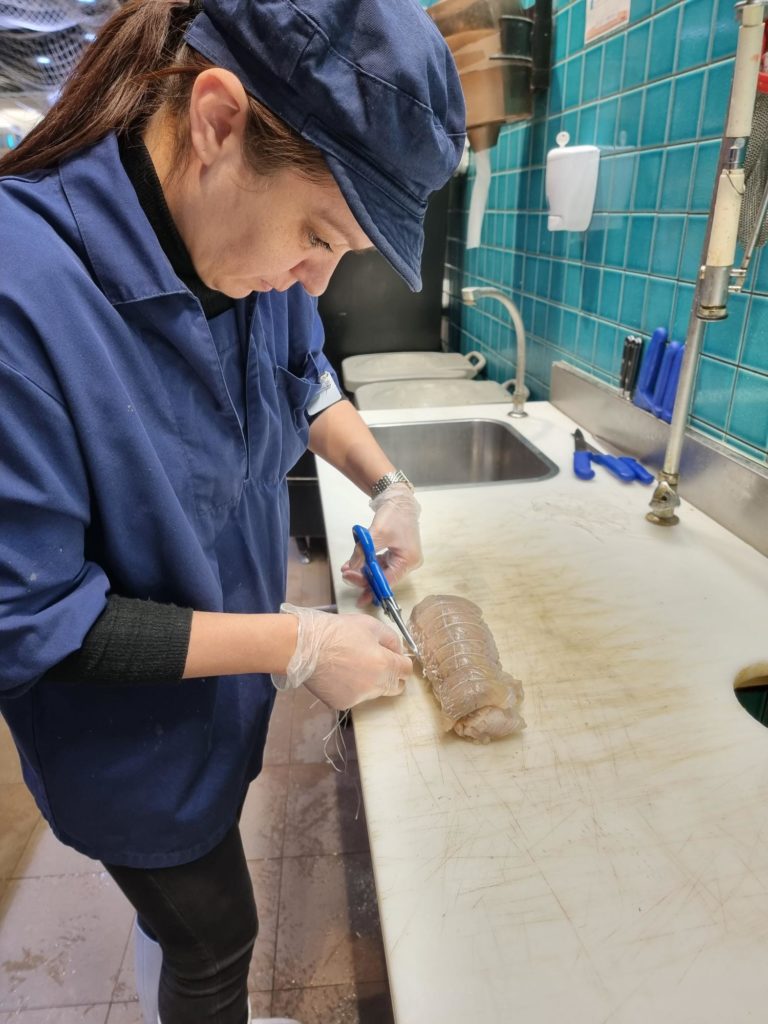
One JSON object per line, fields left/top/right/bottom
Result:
{"left": 573, "top": 428, "right": 590, "bottom": 452}
{"left": 382, "top": 599, "right": 420, "bottom": 659}
{"left": 572, "top": 430, "right": 594, "bottom": 480}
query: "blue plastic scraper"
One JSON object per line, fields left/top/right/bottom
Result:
{"left": 633, "top": 326, "right": 668, "bottom": 413}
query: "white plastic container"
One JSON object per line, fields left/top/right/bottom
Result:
{"left": 355, "top": 377, "right": 514, "bottom": 410}
{"left": 545, "top": 132, "right": 600, "bottom": 233}
{"left": 341, "top": 350, "right": 486, "bottom": 393}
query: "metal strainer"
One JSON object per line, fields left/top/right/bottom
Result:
{"left": 738, "top": 25, "right": 768, "bottom": 249}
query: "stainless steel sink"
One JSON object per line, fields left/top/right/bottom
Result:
{"left": 368, "top": 418, "right": 558, "bottom": 488}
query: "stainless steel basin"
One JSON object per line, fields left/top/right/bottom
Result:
{"left": 368, "top": 418, "right": 558, "bottom": 488}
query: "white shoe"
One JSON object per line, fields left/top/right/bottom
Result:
{"left": 251, "top": 1007, "right": 303, "bottom": 1024}
{"left": 134, "top": 919, "right": 162, "bottom": 1024}
{"left": 246, "top": 996, "right": 304, "bottom": 1023}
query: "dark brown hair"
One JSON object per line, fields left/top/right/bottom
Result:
{"left": 0, "top": 0, "right": 328, "bottom": 182}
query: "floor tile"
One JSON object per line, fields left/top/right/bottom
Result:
{"left": 285, "top": 541, "right": 304, "bottom": 601}
{"left": 330, "top": 716, "right": 358, "bottom": 764}
{"left": 286, "top": 544, "right": 333, "bottom": 609}
{"left": 0, "top": 873, "right": 134, "bottom": 1011}
{"left": 0, "top": 1007, "right": 109, "bottom": 1023}
{"left": 271, "top": 982, "right": 394, "bottom": 1024}
{"left": 289, "top": 691, "right": 343, "bottom": 766}
{"left": 240, "top": 766, "right": 290, "bottom": 860}
{"left": 283, "top": 764, "right": 369, "bottom": 858}
{"left": 0, "top": 718, "right": 23, "bottom": 785}
{"left": 274, "top": 854, "right": 387, "bottom": 990}
{"left": 247, "top": 859, "right": 282, "bottom": 994}
{"left": 104, "top": 1003, "right": 141, "bottom": 1023}
{"left": 0, "top": 783, "right": 42, "bottom": 884}
{"left": 13, "top": 821, "right": 101, "bottom": 879}
{"left": 263, "top": 691, "right": 294, "bottom": 767}
{"left": 109, "top": 924, "right": 137, "bottom": 1005}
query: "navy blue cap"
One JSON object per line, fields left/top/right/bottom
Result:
{"left": 185, "top": 0, "right": 465, "bottom": 290}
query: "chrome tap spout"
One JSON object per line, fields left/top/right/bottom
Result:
{"left": 461, "top": 287, "right": 529, "bottom": 417}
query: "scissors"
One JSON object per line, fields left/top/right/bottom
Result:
{"left": 573, "top": 429, "right": 654, "bottom": 485}
{"left": 351, "top": 524, "right": 420, "bottom": 657}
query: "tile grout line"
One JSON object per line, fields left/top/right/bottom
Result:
{"left": 6, "top": 804, "right": 43, "bottom": 882}
{"left": 107, "top": 907, "right": 136, "bottom": 1006}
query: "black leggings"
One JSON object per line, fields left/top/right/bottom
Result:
{"left": 104, "top": 824, "right": 256, "bottom": 1024}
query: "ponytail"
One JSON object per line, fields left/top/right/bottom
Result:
{"left": 0, "top": 0, "right": 328, "bottom": 184}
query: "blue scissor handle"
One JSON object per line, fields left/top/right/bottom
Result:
{"left": 352, "top": 524, "right": 392, "bottom": 606}
{"left": 573, "top": 450, "right": 594, "bottom": 480}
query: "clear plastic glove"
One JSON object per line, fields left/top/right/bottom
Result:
{"left": 271, "top": 603, "right": 412, "bottom": 710}
{"left": 341, "top": 483, "right": 422, "bottom": 607}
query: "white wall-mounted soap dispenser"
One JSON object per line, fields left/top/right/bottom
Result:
{"left": 545, "top": 132, "right": 600, "bottom": 232}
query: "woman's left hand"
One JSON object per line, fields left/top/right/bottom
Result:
{"left": 341, "top": 483, "right": 422, "bottom": 607}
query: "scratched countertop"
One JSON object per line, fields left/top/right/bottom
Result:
{"left": 316, "top": 401, "right": 768, "bottom": 1024}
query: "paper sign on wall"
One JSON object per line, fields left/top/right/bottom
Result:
{"left": 585, "top": 0, "right": 630, "bottom": 43}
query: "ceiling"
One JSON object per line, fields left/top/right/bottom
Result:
{"left": 0, "top": 0, "right": 119, "bottom": 137}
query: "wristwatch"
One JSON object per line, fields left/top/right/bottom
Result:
{"left": 371, "top": 469, "right": 414, "bottom": 497}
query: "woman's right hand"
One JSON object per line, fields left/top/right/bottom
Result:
{"left": 271, "top": 603, "right": 412, "bottom": 710}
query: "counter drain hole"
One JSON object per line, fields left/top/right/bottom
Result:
{"left": 734, "top": 662, "right": 768, "bottom": 728}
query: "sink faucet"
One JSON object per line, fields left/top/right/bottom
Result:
{"left": 460, "top": 287, "right": 529, "bottom": 418}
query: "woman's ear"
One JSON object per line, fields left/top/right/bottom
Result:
{"left": 188, "top": 68, "right": 249, "bottom": 168}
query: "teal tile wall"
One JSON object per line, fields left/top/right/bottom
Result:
{"left": 439, "top": 0, "right": 768, "bottom": 465}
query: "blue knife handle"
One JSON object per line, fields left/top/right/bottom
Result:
{"left": 617, "top": 457, "right": 655, "bottom": 485}
{"left": 352, "top": 524, "right": 392, "bottom": 605}
{"left": 573, "top": 450, "right": 594, "bottom": 480}
{"left": 591, "top": 453, "right": 635, "bottom": 482}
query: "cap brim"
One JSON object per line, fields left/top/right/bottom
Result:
{"left": 323, "top": 153, "right": 424, "bottom": 293}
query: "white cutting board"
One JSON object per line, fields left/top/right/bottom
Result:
{"left": 318, "top": 401, "right": 768, "bottom": 1024}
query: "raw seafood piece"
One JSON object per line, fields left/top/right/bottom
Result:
{"left": 409, "top": 595, "right": 525, "bottom": 743}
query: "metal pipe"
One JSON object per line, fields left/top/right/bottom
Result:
{"left": 461, "top": 286, "right": 529, "bottom": 417}
{"left": 646, "top": 314, "right": 706, "bottom": 525}
{"left": 646, "top": 0, "right": 767, "bottom": 526}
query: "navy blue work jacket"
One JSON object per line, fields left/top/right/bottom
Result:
{"left": 0, "top": 134, "right": 337, "bottom": 867}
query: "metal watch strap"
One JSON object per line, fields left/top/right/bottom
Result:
{"left": 370, "top": 470, "right": 414, "bottom": 497}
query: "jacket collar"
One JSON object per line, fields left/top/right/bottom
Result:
{"left": 118, "top": 132, "right": 234, "bottom": 319}
{"left": 59, "top": 133, "right": 190, "bottom": 306}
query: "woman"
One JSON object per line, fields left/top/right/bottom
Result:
{"left": 0, "top": 0, "right": 464, "bottom": 1021}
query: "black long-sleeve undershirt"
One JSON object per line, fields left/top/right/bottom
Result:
{"left": 46, "top": 597, "right": 193, "bottom": 684}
